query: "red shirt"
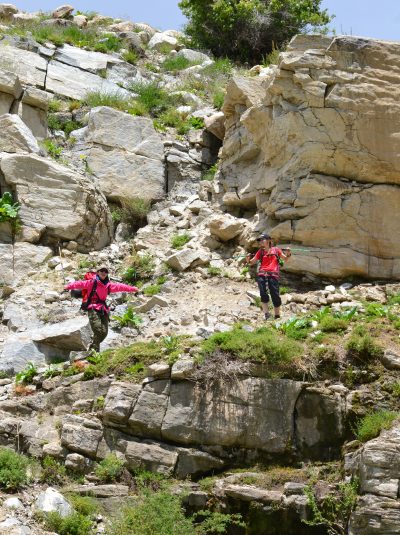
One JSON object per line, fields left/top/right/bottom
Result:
{"left": 254, "top": 247, "right": 283, "bottom": 277}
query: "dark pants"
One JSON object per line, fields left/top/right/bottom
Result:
{"left": 88, "top": 309, "right": 109, "bottom": 352}
{"left": 256, "top": 275, "right": 282, "bottom": 307}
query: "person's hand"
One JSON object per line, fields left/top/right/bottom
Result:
{"left": 245, "top": 253, "right": 252, "bottom": 264}
{"left": 285, "top": 248, "right": 292, "bottom": 258}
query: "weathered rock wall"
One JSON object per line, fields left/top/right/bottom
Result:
{"left": 219, "top": 35, "right": 400, "bottom": 280}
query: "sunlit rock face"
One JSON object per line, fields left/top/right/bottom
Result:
{"left": 220, "top": 35, "right": 400, "bottom": 279}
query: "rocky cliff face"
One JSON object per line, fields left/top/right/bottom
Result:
{"left": 219, "top": 34, "right": 400, "bottom": 280}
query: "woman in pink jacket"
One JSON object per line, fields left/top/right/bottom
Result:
{"left": 65, "top": 267, "right": 138, "bottom": 352}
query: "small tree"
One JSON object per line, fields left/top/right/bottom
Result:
{"left": 179, "top": 0, "right": 332, "bottom": 64}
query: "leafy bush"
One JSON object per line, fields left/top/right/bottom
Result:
{"left": 212, "top": 88, "right": 225, "bottom": 110}
{"left": 130, "top": 81, "right": 171, "bottom": 116}
{"left": 143, "top": 284, "right": 161, "bottom": 296}
{"left": 201, "top": 325, "right": 302, "bottom": 367}
{"left": 48, "top": 99, "right": 63, "bottom": 112}
{"left": 346, "top": 332, "right": 384, "bottom": 362}
{"left": 83, "top": 90, "right": 131, "bottom": 111}
{"left": 277, "top": 316, "right": 311, "bottom": 340}
{"left": 112, "top": 307, "right": 143, "bottom": 329}
{"left": 112, "top": 198, "right": 151, "bottom": 232}
{"left": 0, "top": 448, "right": 29, "bottom": 491}
{"left": 47, "top": 114, "right": 62, "bottom": 131}
{"left": 162, "top": 55, "right": 192, "bottom": 72}
{"left": 207, "top": 266, "right": 222, "bottom": 277}
{"left": 171, "top": 232, "right": 192, "bottom": 249}
{"left": 67, "top": 494, "right": 98, "bottom": 516}
{"left": 194, "top": 510, "right": 245, "bottom": 533}
{"left": 319, "top": 315, "right": 348, "bottom": 333}
{"left": 109, "top": 492, "right": 195, "bottom": 535}
{"left": 179, "top": 0, "right": 331, "bottom": 64}
{"left": 122, "top": 50, "right": 139, "bottom": 65}
{"left": 15, "top": 361, "right": 37, "bottom": 385}
{"left": 40, "top": 456, "right": 66, "bottom": 485}
{"left": 95, "top": 453, "right": 124, "bottom": 483}
{"left": 122, "top": 253, "right": 155, "bottom": 283}
{"left": 0, "top": 191, "right": 21, "bottom": 235}
{"left": 355, "top": 410, "right": 399, "bottom": 442}
{"left": 303, "top": 480, "right": 358, "bottom": 534}
{"left": 202, "top": 163, "right": 218, "bottom": 181}
{"left": 388, "top": 293, "right": 400, "bottom": 305}
{"left": 43, "top": 511, "right": 92, "bottom": 535}
{"left": 42, "top": 139, "right": 62, "bottom": 159}
{"left": 365, "top": 302, "right": 388, "bottom": 317}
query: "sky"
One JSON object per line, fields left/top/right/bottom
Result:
{"left": 13, "top": 1, "right": 400, "bottom": 41}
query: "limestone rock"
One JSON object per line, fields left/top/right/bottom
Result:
{"left": 209, "top": 214, "right": 245, "bottom": 242}
{"left": 34, "top": 487, "right": 73, "bottom": 517}
{"left": 124, "top": 439, "right": 178, "bottom": 475}
{"left": 204, "top": 112, "right": 225, "bottom": 140}
{"left": 176, "top": 48, "right": 210, "bottom": 63}
{"left": 0, "top": 4, "right": 18, "bottom": 19}
{"left": 0, "top": 153, "right": 113, "bottom": 251}
{"left": 0, "top": 44, "right": 47, "bottom": 87}
{"left": 61, "top": 415, "right": 103, "bottom": 457}
{"left": 219, "top": 36, "right": 400, "bottom": 280}
{"left": 78, "top": 106, "right": 165, "bottom": 203}
{"left": 148, "top": 32, "right": 177, "bottom": 52}
{"left": 380, "top": 349, "right": 400, "bottom": 370}
{"left": 349, "top": 494, "right": 400, "bottom": 535}
{"left": 0, "top": 114, "right": 40, "bottom": 153}
{"left": 52, "top": 5, "right": 74, "bottom": 19}
{"left": 103, "top": 382, "right": 141, "bottom": 425}
{"left": 46, "top": 60, "right": 129, "bottom": 100}
{"left": 0, "top": 242, "right": 52, "bottom": 286}
{"left": 31, "top": 317, "right": 93, "bottom": 351}
{"left": 0, "top": 68, "right": 22, "bottom": 97}
{"left": 166, "top": 248, "right": 210, "bottom": 272}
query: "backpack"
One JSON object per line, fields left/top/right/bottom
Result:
{"left": 70, "top": 271, "right": 97, "bottom": 310}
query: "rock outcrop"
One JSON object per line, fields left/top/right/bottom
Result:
{"left": 219, "top": 35, "right": 400, "bottom": 280}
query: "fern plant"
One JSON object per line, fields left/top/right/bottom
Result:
{"left": 112, "top": 307, "right": 143, "bottom": 329}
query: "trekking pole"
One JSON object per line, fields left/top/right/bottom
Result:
{"left": 57, "top": 241, "right": 66, "bottom": 285}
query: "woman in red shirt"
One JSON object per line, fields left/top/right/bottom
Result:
{"left": 246, "top": 234, "right": 291, "bottom": 320}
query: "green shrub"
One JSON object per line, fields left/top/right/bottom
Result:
{"left": 355, "top": 410, "right": 399, "bottom": 442}
{"left": 42, "top": 139, "right": 62, "bottom": 159}
{"left": 388, "top": 293, "right": 400, "bottom": 305}
{"left": 43, "top": 511, "right": 92, "bottom": 535}
{"left": 15, "top": 361, "right": 37, "bottom": 385}
{"left": 346, "top": 333, "right": 384, "bottom": 361}
{"left": 319, "top": 315, "right": 348, "bottom": 333}
{"left": 201, "top": 325, "right": 302, "bottom": 366}
{"left": 63, "top": 120, "right": 82, "bottom": 136}
{"left": 112, "top": 307, "right": 143, "bottom": 329}
{"left": 194, "top": 510, "right": 245, "bottom": 533}
{"left": 40, "top": 456, "right": 66, "bottom": 485}
{"left": 143, "top": 284, "right": 161, "bottom": 296}
{"left": 212, "top": 88, "right": 225, "bottom": 110}
{"left": 207, "top": 266, "right": 222, "bottom": 277}
{"left": 278, "top": 316, "right": 311, "bottom": 340}
{"left": 262, "top": 45, "right": 281, "bottom": 66}
{"left": 202, "top": 163, "right": 218, "bottom": 181}
{"left": 130, "top": 81, "right": 170, "bottom": 116}
{"left": 0, "top": 448, "right": 29, "bottom": 491}
{"left": 83, "top": 90, "right": 130, "bottom": 110}
{"left": 171, "top": 232, "right": 192, "bottom": 249}
{"left": 188, "top": 116, "right": 204, "bottom": 129}
{"left": 48, "top": 99, "right": 63, "bottom": 112}
{"left": 162, "top": 55, "right": 191, "bottom": 72}
{"left": 156, "top": 108, "right": 190, "bottom": 133}
{"left": 122, "top": 253, "right": 155, "bottom": 283}
{"left": 112, "top": 198, "right": 151, "bottom": 232}
{"left": 122, "top": 50, "right": 139, "bottom": 65}
{"left": 179, "top": 0, "right": 331, "bottom": 64}
{"left": 95, "top": 453, "right": 124, "bottom": 483}
{"left": 365, "top": 302, "right": 388, "bottom": 317}
{"left": 67, "top": 494, "right": 98, "bottom": 516}
{"left": 47, "top": 114, "right": 62, "bottom": 131}
{"left": 109, "top": 492, "right": 195, "bottom": 535}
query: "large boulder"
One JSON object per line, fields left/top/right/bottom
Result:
{"left": 209, "top": 214, "right": 245, "bottom": 242}
{"left": 0, "top": 242, "right": 52, "bottom": 286}
{"left": 0, "top": 114, "right": 40, "bottom": 153}
{"left": 77, "top": 106, "right": 165, "bottom": 202}
{"left": 148, "top": 32, "right": 177, "bottom": 52}
{"left": 34, "top": 488, "right": 73, "bottom": 517}
{"left": 0, "top": 44, "right": 47, "bottom": 87}
{"left": 219, "top": 36, "right": 400, "bottom": 280}
{"left": 0, "top": 153, "right": 113, "bottom": 251}
{"left": 46, "top": 60, "right": 130, "bottom": 100}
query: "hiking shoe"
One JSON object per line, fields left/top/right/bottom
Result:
{"left": 274, "top": 315, "right": 281, "bottom": 320}
{"left": 264, "top": 312, "right": 270, "bottom": 320}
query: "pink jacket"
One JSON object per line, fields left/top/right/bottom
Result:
{"left": 65, "top": 278, "right": 138, "bottom": 313}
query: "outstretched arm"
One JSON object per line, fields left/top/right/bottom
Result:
{"left": 64, "top": 280, "right": 93, "bottom": 291}
{"left": 108, "top": 282, "right": 139, "bottom": 294}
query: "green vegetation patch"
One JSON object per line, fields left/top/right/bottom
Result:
{"left": 200, "top": 324, "right": 302, "bottom": 372}
{"left": 0, "top": 448, "right": 29, "bottom": 491}
{"left": 171, "top": 232, "right": 192, "bottom": 249}
{"left": 355, "top": 410, "right": 399, "bottom": 442}
{"left": 95, "top": 453, "right": 124, "bottom": 483}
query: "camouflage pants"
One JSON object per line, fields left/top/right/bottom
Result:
{"left": 88, "top": 309, "right": 109, "bottom": 352}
